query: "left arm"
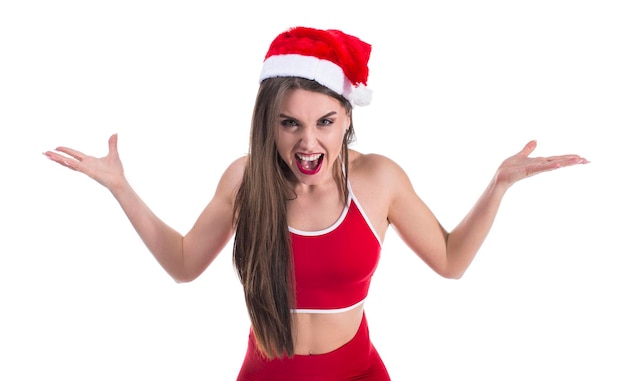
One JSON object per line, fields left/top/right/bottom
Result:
{"left": 387, "top": 140, "right": 588, "bottom": 279}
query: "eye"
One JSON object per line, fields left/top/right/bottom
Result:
{"left": 280, "top": 119, "right": 299, "bottom": 128}
{"left": 318, "top": 118, "right": 335, "bottom": 127}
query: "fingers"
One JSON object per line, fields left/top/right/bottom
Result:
{"left": 45, "top": 134, "right": 118, "bottom": 164}
{"left": 546, "top": 154, "right": 589, "bottom": 167}
{"left": 54, "top": 146, "right": 88, "bottom": 161}
{"left": 43, "top": 150, "right": 79, "bottom": 171}
{"left": 522, "top": 154, "right": 588, "bottom": 179}
{"left": 519, "top": 140, "right": 588, "bottom": 163}
{"left": 108, "top": 133, "right": 118, "bottom": 155}
{"left": 518, "top": 140, "right": 537, "bottom": 158}
{"left": 520, "top": 138, "right": 588, "bottom": 167}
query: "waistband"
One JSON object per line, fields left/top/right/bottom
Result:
{"left": 237, "top": 313, "right": 388, "bottom": 380}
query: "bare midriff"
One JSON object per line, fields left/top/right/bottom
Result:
{"left": 292, "top": 304, "right": 365, "bottom": 355}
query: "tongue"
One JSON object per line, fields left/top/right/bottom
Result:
{"left": 301, "top": 159, "right": 319, "bottom": 171}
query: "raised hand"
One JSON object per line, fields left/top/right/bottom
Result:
{"left": 495, "top": 140, "right": 589, "bottom": 189}
{"left": 44, "top": 134, "right": 126, "bottom": 191}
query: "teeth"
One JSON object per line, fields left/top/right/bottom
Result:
{"left": 296, "top": 153, "right": 322, "bottom": 161}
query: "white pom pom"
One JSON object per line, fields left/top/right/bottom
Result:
{"left": 348, "top": 84, "right": 372, "bottom": 106}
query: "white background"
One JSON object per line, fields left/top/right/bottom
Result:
{"left": 1, "top": 0, "right": 624, "bottom": 380}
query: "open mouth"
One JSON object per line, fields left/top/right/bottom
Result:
{"left": 295, "top": 153, "right": 324, "bottom": 175}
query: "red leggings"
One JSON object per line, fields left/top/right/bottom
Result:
{"left": 236, "top": 313, "right": 390, "bottom": 381}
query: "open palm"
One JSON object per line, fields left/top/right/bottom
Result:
{"left": 496, "top": 140, "right": 588, "bottom": 188}
{"left": 44, "top": 134, "right": 125, "bottom": 191}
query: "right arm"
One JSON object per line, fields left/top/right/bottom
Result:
{"left": 44, "top": 134, "right": 244, "bottom": 283}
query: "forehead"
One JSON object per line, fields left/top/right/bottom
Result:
{"left": 279, "top": 88, "right": 346, "bottom": 118}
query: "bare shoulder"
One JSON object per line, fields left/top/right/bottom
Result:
{"left": 349, "top": 150, "right": 409, "bottom": 186}
{"left": 346, "top": 151, "right": 414, "bottom": 238}
{"left": 223, "top": 155, "right": 248, "bottom": 178}
{"left": 215, "top": 155, "right": 247, "bottom": 202}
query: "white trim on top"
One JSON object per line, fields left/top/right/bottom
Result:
{"left": 288, "top": 193, "right": 352, "bottom": 236}
{"left": 290, "top": 298, "right": 365, "bottom": 314}
{"left": 347, "top": 181, "right": 383, "bottom": 246}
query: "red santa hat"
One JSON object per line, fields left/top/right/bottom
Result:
{"left": 259, "top": 26, "right": 373, "bottom": 106}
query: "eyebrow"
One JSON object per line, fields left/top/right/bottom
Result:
{"left": 279, "top": 111, "right": 338, "bottom": 121}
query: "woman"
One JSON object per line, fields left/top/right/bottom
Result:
{"left": 44, "top": 27, "right": 588, "bottom": 380}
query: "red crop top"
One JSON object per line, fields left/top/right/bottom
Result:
{"left": 290, "top": 188, "right": 381, "bottom": 313}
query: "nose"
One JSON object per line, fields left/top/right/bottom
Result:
{"left": 299, "top": 126, "right": 317, "bottom": 150}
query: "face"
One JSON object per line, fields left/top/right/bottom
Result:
{"left": 276, "top": 88, "right": 350, "bottom": 186}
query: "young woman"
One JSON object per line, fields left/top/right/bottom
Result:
{"left": 44, "top": 27, "right": 588, "bottom": 380}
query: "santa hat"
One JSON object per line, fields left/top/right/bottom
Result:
{"left": 259, "top": 27, "right": 373, "bottom": 106}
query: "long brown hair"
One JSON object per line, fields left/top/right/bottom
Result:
{"left": 233, "top": 77, "right": 355, "bottom": 359}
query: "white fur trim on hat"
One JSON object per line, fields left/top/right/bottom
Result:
{"left": 349, "top": 84, "right": 373, "bottom": 107}
{"left": 259, "top": 54, "right": 370, "bottom": 106}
